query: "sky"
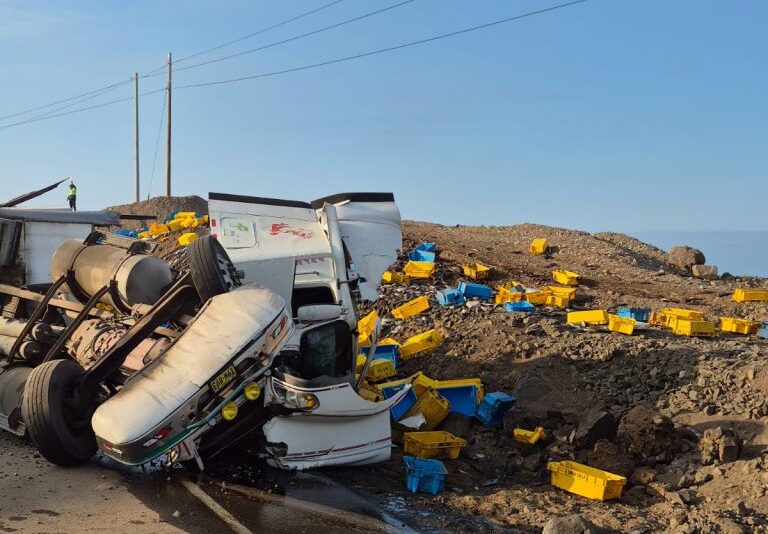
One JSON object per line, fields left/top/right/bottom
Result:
{"left": 0, "top": 0, "right": 766, "bottom": 234}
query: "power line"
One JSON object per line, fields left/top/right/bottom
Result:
{"left": 147, "top": 90, "right": 168, "bottom": 199}
{"left": 0, "top": 79, "right": 132, "bottom": 121}
{"left": 177, "top": 0, "right": 587, "bottom": 90}
{"left": 142, "top": 0, "right": 348, "bottom": 76}
{"left": 0, "top": 88, "right": 166, "bottom": 130}
{"left": 25, "top": 82, "right": 132, "bottom": 122}
{"left": 158, "top": 0, "right": 418, "bottom": 77}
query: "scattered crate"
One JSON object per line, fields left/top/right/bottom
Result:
{"left": 529, "top": 238, "right": 548, "bottom": 255}
{"left": 567, "top": 310, "right": 609, "bottom": 325}
{"left": 435, "top": 378, "right": 484, "bottom": 402}
{"left": 386, "top": 386, "right": 418, "bottom": 421}
{"left": 758, "top": 323, "right": 768, "bottom": 339}
{"left": 415, "top": 242, "right": 437, "bottom": 253}
{"left": 457, "top": 281, "right": 493, "bottom": 300}
{"left": 409, "top": 249, "right": 436, "bottom": 263}
{"left": 476, "top": 392, "right": 517, "bottom": 427}
{"left": 403, "top": 456, "right": 447, "bottom": 495}
{"left": 545, "top": 295, "right": 569, "bottom": 309}
{"left": 434, "top": 385, "right": 479, "bottom": 417}
{"left": 719, "top": 317, "right": 759, "bottom": 335}
{"left": 525, "top": 290, "right": 552, "bottom": 305}
{"left": 392, "top": 295, "right": 430, "bottom": 320}
{"left": 382, "top": 271, "right": 410, "bottom": 284}
{"left": 400, "top": 329, "right": 444, "bottom": 359}
{"left": 436, "top": 288, "right": 465, "bottom": 306}
{"left": 358, "top": 310, "right": 378, "bottom": 338}
{"left": 671, "top": 319, "right": 717, "bottom": 337}
{"left": 404, "top": 261, "right": 436, "bottom": 279}
{"left": 405, "top": 387, "right": 450, "bottom": 430}
{"left": 608, "top": 314, "right": 636, "bottom": 335}
{"left": 495, "top": 287, "right": 523, "bottom": 304}
{"left": 360, "top": 344, "right": 399, "bottom": 367}
{"left": 504, "top": 301, "right": 535, "bottom": 313}
{"left": 552, "top": 270, "right": 581, "bottom": 286}
{"left": 178, "top": 232, "right": 198, "bottom": 246}
{"left": 547, "top": 461, "right": 627, "bottom": 501}
{"left": 649, "top": 311, "right": 668, "bottom": 327}
{"left": 616, "top": 307, "right": 650, "bottom": 322}
{"left": 732, "top": 288, "right": 768, "bottom": 303}
{"left": 462, "top": 262, "right": 490, "bottom": 280}
{"left": 366, "top": 359, "right": 397, "bottom": 382}
{"left": 663, "top": 308, "right": 704, "bottom": 322}
{"left": 546, "top": 286, "right": 576, "bottom": 301}
{"left": 404, "top": 431, "right": 467, "bottom": 460}
{"left": 358, "top": 383, "right": 384, "bottom": 403}
{"left": 514, "top": 426, "right": 545, "bottom": 445}
{"left": 378, "top": 337, "right": 401, "bottom": 346}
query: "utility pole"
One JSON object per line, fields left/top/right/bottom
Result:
{"left": 165, "top": 52, "right": 172, "bottom": 197}
{"left": 133, "top": 73, "right": 140, "bottom": 202}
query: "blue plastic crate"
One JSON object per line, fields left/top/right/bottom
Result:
{"left": 758, "top": 323, "right": 768, "bottom": 340}
{"left": 616, "top": 307, "right": 650, "bottom": 322}
{"left": 409, "top": 249, "right": 435, "bottom": 263}
{"left": 415, "top": 242, "right": 437, "bottom": 253}
{"left": 360, "top": 344, "right": 399, "bottom": 367}
{"left": 386, "top": 386, "right": 417, "bottom": 421}
{"left": 403, "top": 456, "right": 447, "bottom": 495}
{"left": 457, "top": 282, "right": 493, "bottom": 300}
{"left": 476, "top": 392, "right": 517, "bottom": 427}
{"left": 436, "top": 288, "right": 466, "bottom": 307}
{"left": 434, "top": 385, "right": 478, "bottom": 417}
{"left": 504, "top": 301, "right": 535, "bottom": 313}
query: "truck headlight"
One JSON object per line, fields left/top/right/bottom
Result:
{"left": 244, "top": 382, "right": 261, "bottom": 401}
{"left": 272, "top": 383, "right": 319, "bottom": 411}
{"left": 221, "top": 401, "right": 238, "bottom": 421}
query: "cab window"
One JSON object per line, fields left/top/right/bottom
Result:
{"left": 297, "top": 320, "right": 351, "bottom": 379}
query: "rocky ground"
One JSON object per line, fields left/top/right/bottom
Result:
{"left": 338, "top": 221, "right": 768, "bottom": 534}
{"left": 101, "top": 200, "right": 768, "bottom": 533}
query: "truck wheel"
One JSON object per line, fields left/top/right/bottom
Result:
{"left": 187, "top": 235, "right": 240, "bottom": 302}
{"left": 21, "top": 359, "right": 97, "bottom": 466}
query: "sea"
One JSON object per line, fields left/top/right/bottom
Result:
{"left": 629, "top": 231, "right": 768, "bottom": 279}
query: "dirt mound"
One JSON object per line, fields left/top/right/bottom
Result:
{"left": 107, "top": 195, "right": 208, "bottom": 229}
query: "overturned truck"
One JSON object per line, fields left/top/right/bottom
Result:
{"left": 0, "top": 192, "right": 407, "bottom": 470}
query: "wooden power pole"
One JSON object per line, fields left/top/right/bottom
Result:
{"left": 134, "top": 73, "right": 140, "bottom": 202}
{"left": 165, "top": 52, "right": 172, "bottom": 197}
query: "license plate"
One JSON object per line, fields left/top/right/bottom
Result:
{"left": 210, "top": 365, "right": 237, "bottom": 394}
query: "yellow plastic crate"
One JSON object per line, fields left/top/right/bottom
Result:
{"left": 732, "top": 288, "right": 768, "bottom": 303}
{"left": 720, "top": 317, "right": 760, "bottom": 335}
{"left": 404, "top": 387, "right": 450, "bottom": 430}
{"left": 376, "top": 372, "right": 437, "bottom": 397}
{"left": 400, "top": 329, "right": 444, "bottom": 359}
{"left": 366, "top": 359, "right": 396, "bottom": 383}
{"left": 174, "top": 211, "right": 197, "bottom": 219}
{"left": 495, "top": 287, "right": 523, "bottom": 304}
{"left": 546, "top": 286, "right": 576, "bottom": 301}
{"left": 566, "top": 310, "right": 609, "bottom": 325}
{"left": 167, "top": 218, "right": 186, "bottom": 232}
{"left": 358, "top": 310, "right": 378, "bottom": 337}
{"left": 662, "top": 308, "right": 704, "bottom": 321}
{"left": 435, "top": 378, "right": 484, "bottom": 403}
{"left": 382, "top": 271, "right": 410, "bottom": 284}
{"left": 462, "top": 263, "right": 490, "bottom": 280}
{"left": 545, "top": 295, "right": 569, "bottom": 309}
{"left": 547, "top": 461, "right": 626, "bottom": 501}
{"left": 178, "top": 232, "right": 198, "bottom": 246}
{"left": 524, "top": 290, "right": 552, "bottom": 305}
{"left": 498, "top": 280, "right": 524, "bottom": 291}
{"left": 392, "top": 295, "right": 430, "bottom": 320}
{"left": 608, "top": 314, "right": 635, "bottom": 335}
{"left": 672, "top": 319, "right": 717, "bottom": 337}
{"left": 404, "top": 431, "right": 467, "bottom": 460}
{"left": 357, "top": 383, "right": 383, "bottom": 402}
{"left": 649, "top": 311, "right": 667, "bottom": 327}
{"left": 514, "top": 426, "right": 545, "bottom": 445}
{"left": 355, "top": 354, "right": 367, "bottom": 374}
{"left": 529, "top": 238, "right": 548, "bottom": 255}
{"left": 404, "top": 261, "right": 436, "bottom": 279}
{"left": 358, "top": 332, "right": 371, "bottom": 347}
{"left": 552, "top": 270, "right": 581, "bottom": 286}
{"left": 378, "top": 337, "right": 401, "bottom": 346}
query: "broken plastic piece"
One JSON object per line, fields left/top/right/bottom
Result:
{"left": 504, "top": 301, "right": 535, "bottom": 313}
{"left": 514, "top": 426, "right": 545, "bottom": 445}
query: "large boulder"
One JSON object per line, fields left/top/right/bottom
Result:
{"left": 616, "top": 406, "right": 680, "bottom": 461}
{"left": 668, "top": 246, "right": 705, "bottom": 272}
{"left": 588, "top": 439, "right": 636, "bottom": 478}
{"left": 699, "top": 426, "right": 742, "bottom": 464}
{"left": 572, "top": 410, "right": 617, "bottom": 448}
{"left": 542, "top": 514, "right": 599, "bottom": 534}
{"left": 692, "top": 264, "right": 718, "bottom": 279}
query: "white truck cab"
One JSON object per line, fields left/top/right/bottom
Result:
{"left": 207, "top": 192, "right": 406, "bottom": 469}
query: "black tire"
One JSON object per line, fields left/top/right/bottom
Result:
{"left": 21, "top": 359, "right": 97, "bottom": 466}
{"left": 187, "top": 235, "right": 240, "bottom": 302}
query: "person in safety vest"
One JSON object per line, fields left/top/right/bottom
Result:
{"left": 67, "top": 178, "right": 77, "bottom": 211}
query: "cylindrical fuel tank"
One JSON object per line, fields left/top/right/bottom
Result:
{"left": 50, "top": 240, "right": 173, "bottom": 308}
{"left": 0, "top": 317, "right": 53, "bottom": 343}
{"left": 0, "top": 335, "right": 42, "bottom": 360}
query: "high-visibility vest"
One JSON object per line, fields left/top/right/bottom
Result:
{"left": 68, "top": 185, "right": 77, "bottom": 196}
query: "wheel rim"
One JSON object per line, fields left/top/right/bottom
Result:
{"left": 215, "top": 249, "right": 239, "bottom": 291}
